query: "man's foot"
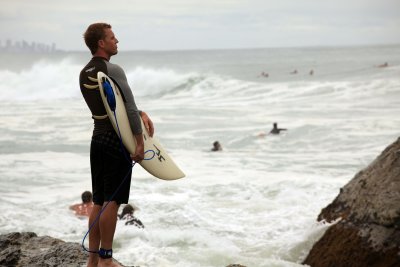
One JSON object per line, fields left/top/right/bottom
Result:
{"left": 87, "top": 255, "right": 99, "bottom": 267}
{"left": 98, "top": 258, "right": 123, "bottom": 267}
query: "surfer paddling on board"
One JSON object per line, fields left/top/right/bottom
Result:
{"left": 376, "top": 62, "right": 388, "bottom": 68}
{"left": 79, "top": 22, "right": 154, "bottom": 267}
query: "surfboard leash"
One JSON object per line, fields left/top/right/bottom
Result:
{"left": 82, "top": 79, "right": 155, "bottom": 257}
{"left": 81, "top": 160, "right": 136, "bottom": 256}
{"left": 81, "top": 113, "right": 154, "bottom": 256}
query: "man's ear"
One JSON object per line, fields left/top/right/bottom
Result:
{"left": 98, "top": 39, "right": 105, "bottom": 49}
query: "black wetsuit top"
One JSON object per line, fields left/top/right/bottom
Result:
{"left": 79, "top": 57, "right": 142, "bottom": 137}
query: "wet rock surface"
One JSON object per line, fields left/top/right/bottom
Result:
{"left": 303, "top": 137, "right": 400, "bottom": 267}
{"left": 0, "top": 232, "right": 86, "bottom": 267}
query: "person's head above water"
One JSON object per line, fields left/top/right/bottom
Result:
{"left": 212, "top": 141, "right": 222, "bottom": 151}
{"left": 120, "top": 204, "right": 139, "bottom": 218}
{"left": 81, "top": 191, "right": 93, "bottom": 204}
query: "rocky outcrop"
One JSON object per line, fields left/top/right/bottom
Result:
{"left": 0, "top": 232, "right": 87, "bottom": 267}
{"left": 0, "top": 232, "right": 247, "bottom": 267}
{"left": 303, "top": 137, "right": 400, "bottom": 267}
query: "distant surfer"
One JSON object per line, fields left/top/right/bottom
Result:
{"left": 376, "top": 62, "right": 388, "bottom": 68}
{"left": 70, "top": 191, "right": 94, "bottom": 217}
{"left": 211, "top": 141, "right": 223, "bottom": 151}
{"left": 256, "top": 123, "right": 287, "bottom": 137}
{"left": 119, "top": 204, "right": 144, "bottom": 228}
{"left": 290, "top": 69, "right": 298, "bottom": 75}
{"left": 79, "top": 22, "right": 154, "bottom": 267}
{"left": 270, "top": 122, "right": 287, "bottom": 135}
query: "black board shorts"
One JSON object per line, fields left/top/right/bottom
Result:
{"left": 90, "top": 131, "right": 132, "bottom": 205}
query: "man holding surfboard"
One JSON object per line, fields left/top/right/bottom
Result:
{"left": 79, "top": 22, "right": 154, "bottom": 267}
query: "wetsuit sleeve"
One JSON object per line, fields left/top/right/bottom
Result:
{"left": 106, "top": 62, "right": 142, "bottom": 135}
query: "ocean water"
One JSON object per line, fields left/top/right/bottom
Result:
{"left": 0, "top": 45, "right": 399, "bottom": 267}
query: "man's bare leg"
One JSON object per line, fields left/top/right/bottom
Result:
{"left": 98, "top": 201, "right": 122, "bottom": 267}
{"left": 87, "top": 204, "right": 102, "bottom": 267}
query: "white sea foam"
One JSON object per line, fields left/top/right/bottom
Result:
{"left": 0, "top": 45, "right": 399, "bottom": 266}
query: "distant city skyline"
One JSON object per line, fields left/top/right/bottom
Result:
{"left": 0, "top": 39, "right": 58, "bottom": 53}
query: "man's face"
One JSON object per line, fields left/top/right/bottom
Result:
{"left": 100, "top": 28, "right": 118, "bottom": 56}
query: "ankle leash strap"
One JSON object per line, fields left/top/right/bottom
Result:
{"left": 98, "top": 248, "right": 113, "bottom": 259}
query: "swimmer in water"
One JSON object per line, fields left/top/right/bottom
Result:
{"left": 70, "top": 191, "right": 94, "bottom": 217}
{"left": 270, "top": 122, "right": 287, "bottom": 135}
{"left": 211, "top": 141, "right": 223, "bottom": 151}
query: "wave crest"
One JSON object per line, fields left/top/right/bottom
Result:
{"left": 0, "top": 60, "right": 236, "bottom": 101}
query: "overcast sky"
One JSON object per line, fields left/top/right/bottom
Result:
{"left": 1, "top": 0, "right": 399, "bottom": 51}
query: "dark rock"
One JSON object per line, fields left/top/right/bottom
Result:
{"left": 0, "top": 246, "right": 21, "bottom": 266}
{"left": 0, "top": 232, "right": 246, "bottom": 267}
{"left": 304, "top": 137, "right": 400, "bottom": 267}
{"left": 0, "top": 232, "right": 87, "bottom": 267}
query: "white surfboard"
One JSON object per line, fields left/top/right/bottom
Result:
{"left": 97, "top": 71, "right": 185, "bottom": 180}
